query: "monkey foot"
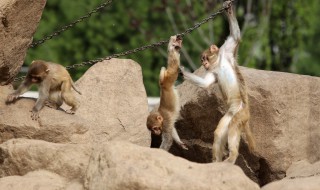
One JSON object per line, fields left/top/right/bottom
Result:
{"left": 65, "top": 110, "right": 76, "bottom": 114}
{"left": 45, "top": 101, "right": 59, "bottom": 109}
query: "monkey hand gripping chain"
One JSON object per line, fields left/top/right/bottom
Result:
{"left": 13, "top": 0, "right": 234, "bottom": 82}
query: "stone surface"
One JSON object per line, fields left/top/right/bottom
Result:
{"left": 0, "top": 170, "right": 84, "bottom": 190}
{"left": 0, "top": 0, "right": 46, "bottom": 84}
{"left": 164, "top": 67, "right": 320, "bottom": 185}
{"left": 74, "top": 59, "right": 150, "bottom": 146}
{"left": 261, "top": 160, "right": 320, "bottom": 190}
{"left": 0, "top": 138, "right": 91, "bottom": 179}
{"left": 85, "top": 141, "right": 260, "bottom": 190}
{"left": 0, "top": 85, "right": 90, "bottom": 144}
{"left": 0, "top": 59, "right": 151, "bottom": 146}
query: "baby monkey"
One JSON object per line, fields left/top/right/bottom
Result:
{"left": 6, "top": 60, "right": 81, "bottom": 120}
{"left": 147, "top": 35, "right": 188, "bottom": 151}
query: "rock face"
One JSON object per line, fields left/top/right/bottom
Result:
{"left": 261, "top": 160, "right": 320, "bottom": 190}
{"left": 74, "top": 59, "right": 150, "bottom": 146}
{"left": 0, "top": 170, "right": 84, "bottom": 190}
{"left": 0, "top": 59, "right": 151, "bottom": 146}
{"left": 0, "top": 138, "right": 91, "bottom": 179}
{"left": 85, "top": 141, "right": 260, "bottom": 190}
{"left": 167, "top": 67, "right": 320, "bottom": 185}
{"left": 0, "top": 0, "right": 46, "bottom": 84}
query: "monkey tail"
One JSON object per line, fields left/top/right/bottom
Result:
{"left": 71, "top": 82, "right": 82, "bottom": 95}
{"left": 244, "top": 122, "right": 255, "bottom": 153}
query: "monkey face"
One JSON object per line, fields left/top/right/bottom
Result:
{"left": 151, "top": 126, "right": 162, "bottom": 135}
{"left": 201, "top": 45, "right": 219, "bottom": 70}
{"left": 30, "top": 75, "right": 42, "bottom": 83}
{"left": 146, "top": 113, "right": 163, "bottom": 136}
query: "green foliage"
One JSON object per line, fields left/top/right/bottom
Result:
{"left": 25, "top": 0, "right": 320, "bottom": 96}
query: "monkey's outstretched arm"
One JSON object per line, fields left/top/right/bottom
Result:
{"left": 31, "top": 80, "right": 50, "bottom": 120}
{"left": 172, "top": 127, "right": 188, "bottom": 150}
{"left": 160, "top": 131, "right": 173, "bottom": 151}
{"left": 225, "top": 1, "right": 240, "bottom": 42}
{"left": 6, "top": 80, "right": 32, "bottom": 103}
{"left": 181, "top": 68, "right": 217, "bottom": 88}
{"left": 221, "top": 1, "right": 240, "bottom": 55}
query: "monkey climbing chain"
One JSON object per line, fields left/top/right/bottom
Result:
{"left": 14, "top": 0, "right": 234, "bottom": 82}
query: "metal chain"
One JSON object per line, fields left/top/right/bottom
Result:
{"left": 29, "top": 0, "right": 113, "bottom": 48}
{"left": 14, "top": 0, "right": 233, "bottom": 81}
{"left": 65, "top": 3, "right": 232, "bottom": 69}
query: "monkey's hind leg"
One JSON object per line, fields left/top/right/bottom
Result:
{"left": 61, "top": 81, "right": 79, "bottom": 114}
{"left": 46, "top": 91, "right": 63, "bottom": 109}
{"left": 212, "top": 114, "right": 231, "bottom": 162}
{"left": 224, "top": 114, "right": 242, "bottom": 164}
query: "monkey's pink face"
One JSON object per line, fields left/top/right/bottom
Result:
{"left": 30, "top": 75, "right": 43, "bottom": 83}
{"left": 150, "top": 126, "right": 162, "bottom": 135}
{"left": 201, "top": 55, "right": 211, "bottom": 70}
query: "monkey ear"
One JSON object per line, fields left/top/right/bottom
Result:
{"left": 156, "top": 115, "right": 163, "bottom": 122}
{"left": 45, "top": 69, "right": 50, "bottom": 73}
{"left": 210, "top": 45, "right": 219, "bottom": 53}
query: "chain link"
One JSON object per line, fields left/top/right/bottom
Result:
{"left": 66, "top": 2, "right": 231, "bottom": 69}
{"left": 29, "top": 0, "right": 113, "bottom": 48}
{"left": 14, "top": 0, "right": 233, "bottom": 81}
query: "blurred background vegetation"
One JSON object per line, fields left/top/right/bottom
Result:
{"left": 24, "top": 0, "right": 320, "bottom": 96}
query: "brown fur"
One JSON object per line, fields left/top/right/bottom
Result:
{"left": 146, "top": 36, "right": 187, "bottom": 151}
{"left": 6, "top": 60, "right": 81, "bottom": 120}
{"left": 180, "top": 1, "right": 255, "bottom": 163}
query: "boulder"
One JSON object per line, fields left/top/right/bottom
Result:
{"left": 261, "top": 160, "right": 320, "bottom": 190}
{"left": 0, "top": 59, "right": 151, "bottom": 146}
{"left": 0, "top": 0, "right": 46, "bottom": 84}
{"left": 0, "top": 138, "right": 91, "bottom": 179}
{"left": 0, "top": 85, "right": 90, "bottom": 144}
{"left": 74, "top": 59, "right": 150, "bottom": 146}
{"left": 166, "top": 67, "right": 320, "bottom": 185}
{"left": 84, "top": 141, "right": 259, "bottom": 190}
{"left": 0, "top": 170, "right": 84, "bottom": 190}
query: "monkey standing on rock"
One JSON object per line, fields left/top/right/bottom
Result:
{"left": 147, "top": 35, "right": 188, "bottom": 151}
{"left": 180, "top": 1, "right": 255, "bottom": 163}
{"left": 6, "top": 60, "right": 81, "bottom": 120}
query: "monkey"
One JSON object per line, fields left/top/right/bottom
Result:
{"left": 146, "top": 35, "right": 188, "bottom": 151}
{"left": 6, "top": 60, "right": 81, "bottom": 120}
{"left": 180, "top": 1, "right": 255, "bottom": 163}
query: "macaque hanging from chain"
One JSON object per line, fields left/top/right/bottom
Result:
{"left": 6, "top": 60, "right": 81, "bottom": 120}
{"left": 147, "top": 35, "right": 188, "bottom": 151}
{"left": 180, "top": 1, "right": 255, "bottom": 163}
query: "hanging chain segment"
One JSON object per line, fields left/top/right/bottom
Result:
{"left": 66, "top": 3, "right": 231, "bottom": 69}
{"left": 14, "top": 0, "right": 234, "bottom": 81}
{"left": 29, "top": 0, "right": 113, "bottom": 48}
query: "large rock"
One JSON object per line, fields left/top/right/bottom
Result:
{"left": 0, "top": 170, "right": 84, "bottom": 190}
{"left": 0, "top": 85, "right": 90, "bottom": 144}
{"left": 74, "top": 59, "right": 150, "bottom": 146}
{"left": 261, "top": 160, "right": 320, "bottom": 190}
{"left": 0, "top": 0, "right": 46, "bottom": 84}
{"left": 167, "top": 67, "right": 320, "bottom": 185}
{"left": 84, "top": 141, "right": 259, "bottom": 190}
{"left": 0, "top": 59, "right": 150, "bottom": 146}
{"left": 0, "top": 138, "right": 91, "bottom": 179}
